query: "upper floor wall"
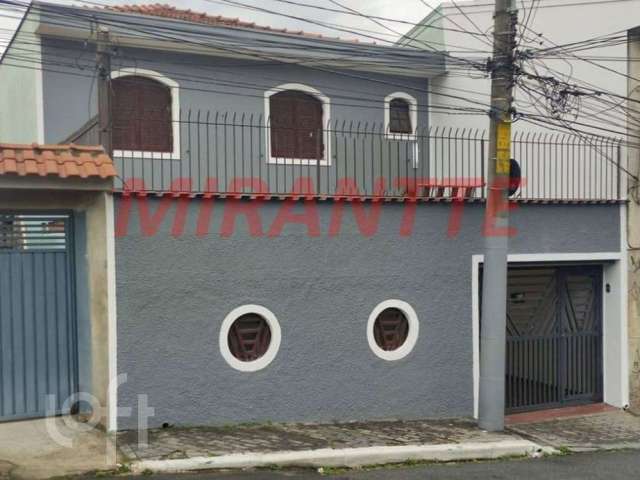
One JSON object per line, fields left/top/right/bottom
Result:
{"left": 0, "top": 5, "right": 43, "bottom": 144}
{"left": 10, "top": 35, "right": 627, "bottom": 203}
{"left": 38, "top": 36, "right": 432, "bottom": 197}
{"left": 0, "top": 1, "right": 627, "bottom": 202}
{"left": 402, "top": 0, "right": 640, "bottom": 134}
{"left": 40, "top": 38, "right": 431, "bottom": 145}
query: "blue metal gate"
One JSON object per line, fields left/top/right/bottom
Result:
{"left": 0, "top": 213, "right": 78, "bottom": 421}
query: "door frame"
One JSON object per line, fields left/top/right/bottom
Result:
{"left": 471, "top": 252, "right": 628, "bottom": 418}
{"left": 0, "top": 191, "right": 118, "bottom": 431}
{"left": 0, "top": 210, "right": 79, "bottom": 422}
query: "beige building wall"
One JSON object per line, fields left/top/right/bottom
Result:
{"left": 628, "top": 29, "right": 640, "bottom": 412}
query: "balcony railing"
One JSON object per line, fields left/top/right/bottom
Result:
{"left": 70, "top": 112, "right": 626, "bottom": 202}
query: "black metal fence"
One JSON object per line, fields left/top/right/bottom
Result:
{"left": 506, "top": 333, "right": 602, "bottom": 412}
{"left": 100, "top": 112, "right": 624, "bottom": 201}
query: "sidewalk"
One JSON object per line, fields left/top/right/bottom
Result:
{"left": 117, "top": 418, "right": 542, "bottom": 474}
{"left": 4, "top": 409, "right": 639, "bottom": 478}
{"left": 508, "top": 409, "right": 640, "bottom": 451}
{"left": 0, "top": 417, "right": 116, "bottom": 480}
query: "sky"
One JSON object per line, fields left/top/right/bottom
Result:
{"left": 0, "top": 0, "right": 435, "bottom": 56}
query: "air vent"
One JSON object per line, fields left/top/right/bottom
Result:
{"left": 0, "top": 214, "right": 69, "bottom": 251}
{"left": 373, "top": 307, "right": 409, "bottom": 351}
{"left": 227, "top": 313, "right": 272, "bottom": 362}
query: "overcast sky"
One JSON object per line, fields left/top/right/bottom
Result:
{"left": 0, "top": 0, "right": 434, "bottom": 55}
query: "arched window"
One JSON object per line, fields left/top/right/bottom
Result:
{"left": 384, "top": 92, "right": 418, "bottom": 138}
{"left": 265, "top": 84, "right": 330, "bottom": 165}
{"left": 111, "top": 73, "right": 176, "bottom": 154}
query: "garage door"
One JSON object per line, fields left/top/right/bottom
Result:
{"left": 0, "top": 213, "right": 78, "bottom": 421}
{"left": 505, "top": 265, "right": 603, "bottom": 413}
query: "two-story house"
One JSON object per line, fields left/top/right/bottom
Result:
{"left": 0, "top": 1, "right": 628, "bottom": 431}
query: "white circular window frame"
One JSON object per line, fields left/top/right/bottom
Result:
{"left": 367, "top": 299, "right": 419, "bottom": 361}
{"left": 219, "top": 304, "right": 281, "bottom": 372}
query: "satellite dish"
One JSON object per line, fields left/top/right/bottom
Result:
{"left": 509, "top": 158, "right": 521, "bottom": 197}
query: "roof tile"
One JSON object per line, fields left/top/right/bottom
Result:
{"left": 0, "top": 144, "right": 117, "bottom": 181}
{"left": 103, "top": 3, "right": 360, "bottom": 43}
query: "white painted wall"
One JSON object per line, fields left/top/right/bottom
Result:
{"left": 408, "top": 0, "right": 640, "bottom": 133}
{"left": 0, "top": 7, "right": 43, "bottom": 143}
{"left": 403, "top": 0, "right": 638, "bottom": 200}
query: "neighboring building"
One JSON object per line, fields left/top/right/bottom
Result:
{"left": 400, "top": 0, "right": 640, "bottom": 132}
{"left": 0, "top": 1, "right": 629, "bottom": 431}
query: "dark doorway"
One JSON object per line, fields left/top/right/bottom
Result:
{"left": 503, "top": 265, "right": 603, "bottom": 413}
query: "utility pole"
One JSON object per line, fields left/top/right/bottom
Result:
{"left": 96, "top": 26, "right": 112, "bottom": 157}
{"left": 478, "top": 0, "right": 518, "bottom": 431}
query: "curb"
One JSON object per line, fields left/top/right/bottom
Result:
{"left": 130, "top": 440, "right": 543, "bottom": 474}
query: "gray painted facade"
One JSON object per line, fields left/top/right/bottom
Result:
{"left": 38, "top": 37, "right": 431, "bottom": 196}
{"left": 41, "top": 38, "right": 430, "bottom": 144}
{"left": 0, "top": 2, "right": 627, "bottom": 429}
{"left": 115, "top": 198, "right": 620, "bottom": 428}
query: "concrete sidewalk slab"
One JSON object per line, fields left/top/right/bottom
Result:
{"left": 119, "top": 418, "right": 544, "bottom": 474}
{"left": 508, "top": 410, "right": 640, "bottom": 452}
{"left": 0, "top": 417, "right": 117, "bottom": 479}
{"left": 119, "top": 418, "right": 517, "bottom": 460}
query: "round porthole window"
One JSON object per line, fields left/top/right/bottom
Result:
{"left": 219, "top": 305, "right": 281, "bottom": 372}
{"left": 367, "top": 300, "right": 419, "bottom": 361}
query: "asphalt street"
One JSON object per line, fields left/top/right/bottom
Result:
{"left": 105, "top": 450, "right": 640, "bottom": 479}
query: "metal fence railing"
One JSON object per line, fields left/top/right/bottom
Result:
{"left": 72, "top": 112, "right": 626, "bottom": 202}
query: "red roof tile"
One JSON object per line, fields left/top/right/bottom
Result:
{"left": 103, "top": 4, "right": 360, "bottom": 43}
{"left": 0, "top": 144, "right": 117, "bottom": 180}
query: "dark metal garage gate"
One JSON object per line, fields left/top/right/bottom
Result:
{"left": 505, "top": 265, "right": 603, "bottom": 413}
{"left": 0, "top": 213, "right": 78, "bottom": 422}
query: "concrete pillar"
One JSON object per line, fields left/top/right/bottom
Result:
{"left": 627, "top": 29, "right": 640, "bottom": 412}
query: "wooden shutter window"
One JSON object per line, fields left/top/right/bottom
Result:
{"left": 112, "top": 76, "right": 173, "bottom": 153}
{"left": 270, "top": 90, "right": 324, "bottom": 160}
{"left": 389, "top": 98, "right": 412, "bottom": 134}
{"left": 373, "top": 307, "right": 409, "bottom": 351}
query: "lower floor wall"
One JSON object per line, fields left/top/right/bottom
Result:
{"left": 113, "top": 198, "right": 623, "bottom": 429}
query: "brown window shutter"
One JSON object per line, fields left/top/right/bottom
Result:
{"left": 112, "top": 76, "right": 173, "bottom": 153}
{"left": 112, "top": 76, "right": 139, "bottom": 150}
{"left": 270, "top": 92, "right": 297, "bottom": 159}
{"left": 389, "top": 98, "right": 412, "bottom": 134}
{"left": 270, "top": 91, "right": 323, "bottom": 160}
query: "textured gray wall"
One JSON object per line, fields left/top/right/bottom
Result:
{"left": 115, "top": 199, "right": 620, "bottom": 428}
